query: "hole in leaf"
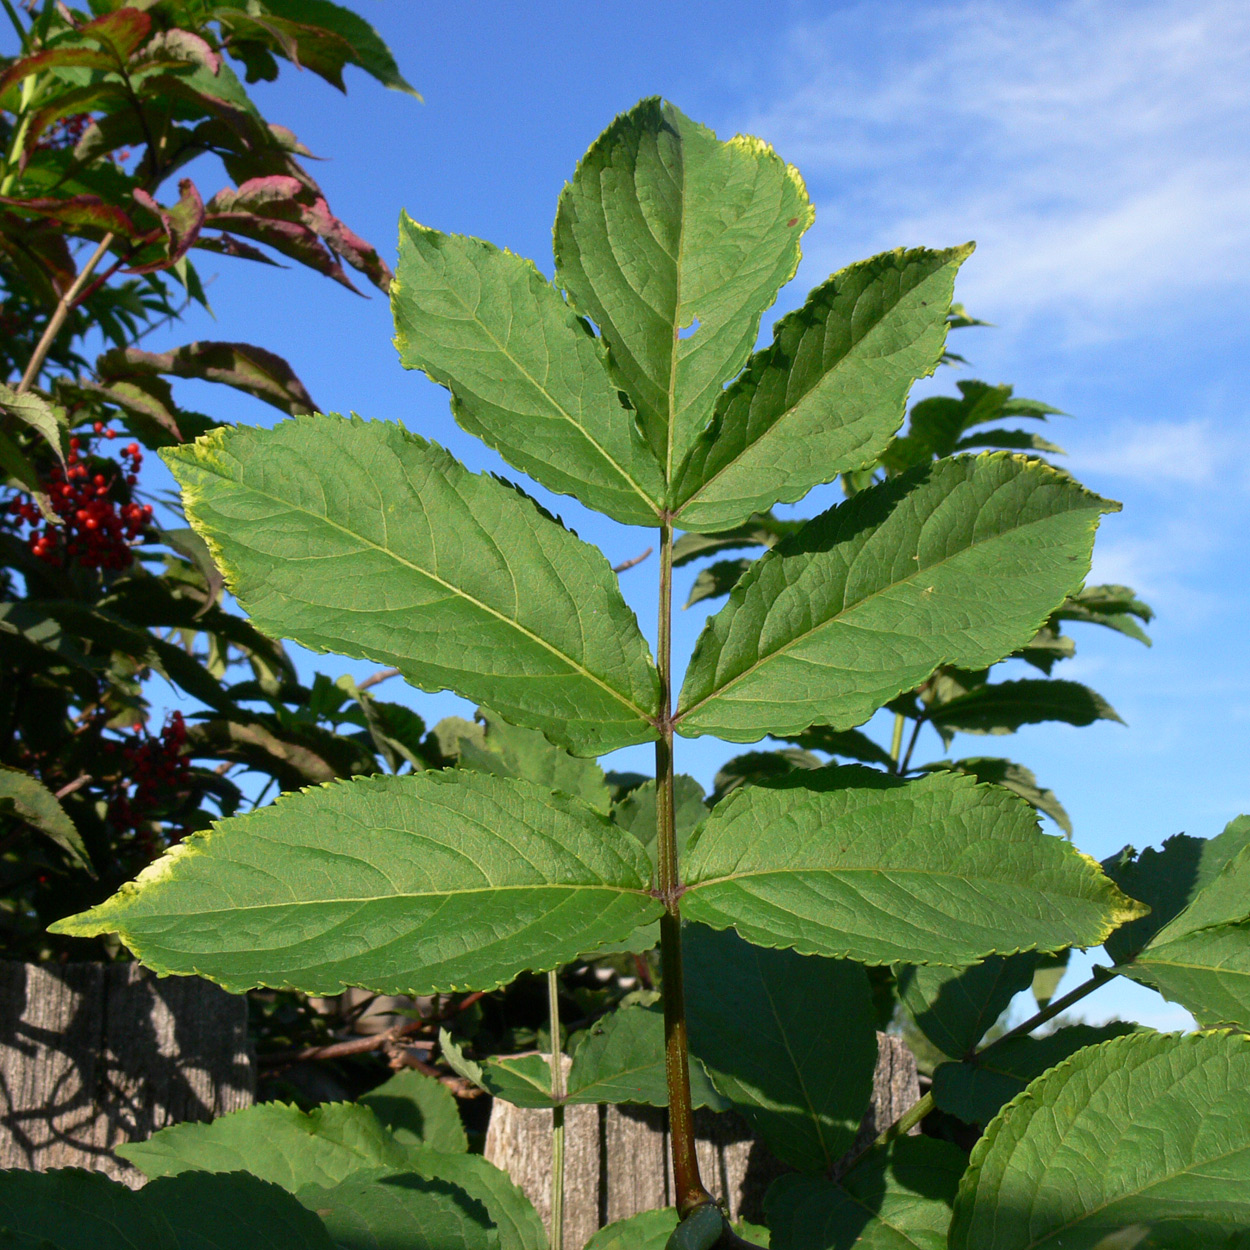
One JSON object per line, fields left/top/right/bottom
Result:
{"left": 678, "top": 318, "right": 701, "bottom": 340}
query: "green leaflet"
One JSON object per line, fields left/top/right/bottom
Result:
{"left": 53, "top": 771, "right": 664, "bottom": 996}
{"left": 1106, "top": 817, "right": 1250, "bottom": 1026}
{"left": 0, "top": 763, "right": 93, "bottom": 873}
{"left": 440, "top": 1031, "right": 559, "bottom": 1109}
{"left": 455, "top": 707, "right": 612, "bottom": 813}
{"left": 681, "top": 767, "right": 1145, "bottom": 966}
{"left": 895, "top": 954, "right": 1040, "bottom": 1059}
{"left": 163, "top": 415, "right": 660, "bottom": 757}
{"left": 565, "top": 1004, "right": 729, "bottom": 1109}
{"left": 358, "top": 1069, "right": 468, "bottom": 1154}
{"left": 672, "top": 245, "right": 972, "bottom": 533}
{"left": 926, "top": 678, "right": 1123, "bottom": 736}
{"left": 118, "top": 1102, "right": 415, "bottom": 1188}
{"left": 676, "top": 454, "right": 1117, "bottom": 743}
{"left": 405, "top": 1150, "right": 547, "bottom": 1250}
{"left": 921, "top": 759, "right": 1072, "bottom": 837}
{"left": 585, "top": 1209, "right": 680, "bottom": 1250}
{"left": 683, "top": 925, "right": 877, "bottom": 1174}
{"left": 392, "top": 218, "right": 664, "bottom": 526}
{"left": 0, "top": 1167, "right": 337, "bottom": 1250}
{"left": 931, "top": 1023, "right": 1138, "bottom": 1126}
{"left": 1103, "top": 817, "right": 1250, "bottom": 963}
{"left": 765, "top": 1137, "right": 967, "bottom": 1250}
{"left": 1122, "top": 923, "right": 1250, "bottom": 1029}
{"left": 554, "top": 97, "right": 813, "bottom": 478}
{"left": 950, "top": 1031, "right": 1250, "bottom": 1249}
{"left": 296, "top": 1168, "right": 496, "bottom": 1250}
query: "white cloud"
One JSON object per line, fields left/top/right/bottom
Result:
{"left": 744, "top": 0, "right": 1250, "bottom": 333}
{"left": 1071, "top": 419, "right": 1245, "bottom": 486}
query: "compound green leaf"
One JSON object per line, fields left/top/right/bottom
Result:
{"left": 358, "top": 1069, "right": 468, "bottom": 1154}
{"left": 565, "top": 1003, "right": 729, "bottom": 1109}
{"left": 0, "top": 1167, "right": 337, "bottom": 1250}
{"left": 440, "top": 1030, "right": 558, "bottom": 1109}
{"left": 405, "top": 1150, "right": 546, "bottom": 1250}
{"left": 410, "top": 1150, "right": 547, "bottom": 1250}
{"left": 672, "top": 511, "right": 801, "bottom": 566}
{"left": 927, "top": 679, "right": 1122, "bottom": 736}
{"left": 0, "top": 1167, "right": 175, "bottom": 1250}
{"left": 392, "top": 218, "right": 664, "bottom": 526}
{"left": 681, "top": 768, "right": 1144, "bottom": 965}
{"left": 296, "top": 1169, "right": 495, "bottom": 1250}
{"left": 163, "top": 416, "right": 660, "bottom": 756}
{"left": 149, "top": 1172, "right": 340, "bottom": 1250}
{"left": 673, "top": 245, "right": 972, "bottom": 532}
{"left": 455, "top": 708, "right": 611, "bottom": 813}
{"left": 612, "top": 774, "right": 707, "bottom": 868}
{"left": 684, "top": 925, "right": 877, "bottom": 1173}
{"left": 585, "top": 1209, "right": 679, "bottom": 1250}
{"left": 765, "top": 1137, "right": 967, "bottom": 1250}
{"left": 1103, "top": 817, "right": 1250, "bottom": 964}
{"left": 774, "top": 726, "right": 895, "bottom": 769}
{"left": 117, "top": 1102, "right": 414, "bottom": 1188}
{"left": 921, "top": 759, "right": 1071, "bottom": 837}
{"left": 949, "top": 1031, "right": 1250, "bottom": 1249}
{"left": 895, "top": 954, "right": 1039, "bottom": 1060}
{"left": 554, "top": 97, "right": 812, "bottom": 478}
{"left": 710, "top": 747, "right": 824, "bottom": 804}
{"left": 931, "top": 1023, "right": 1138, "bottom": 1127}
{"left": 676, "top": 455, "right": 1117, "bottom": 743}
{"left": 683, "top": 557, "right": 751, "bottom": 608}
{"left": 53, "top": 771, "right": 664, "bottom": 996}
{"left": 1122, "top": 923, "right": 1250, "bottom": 1029}
{"left": 0, "top": 763, "right": 92, "bottom": 873}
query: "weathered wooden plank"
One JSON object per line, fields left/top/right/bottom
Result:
{"left": 484, "top": 1032, "right": 919, "bottom": 1245}
{"left": 0, "top": 961, "right": 253, "bottom": 1185}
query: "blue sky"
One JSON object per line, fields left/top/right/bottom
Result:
{"left": 127, "top": 0, "right": 1247, "bottom": 1029}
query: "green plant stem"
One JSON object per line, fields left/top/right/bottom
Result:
{"left": 862, "top": 964, "right": 1119, "bottom": 1160}
{"left": 992, "top": 963, "right": 1117, "bottom": 1047}
{"left": 656, "top": 520, "right": 713, "bottom": 1217}
{"left": 547, "top": 967, "right": 565, "bottom": 1250}
{"left": 889, "top": 713, "right": 905, "bottom": 772}
{"left": 0, "top": 74, "right": 36, "bottom": 197}
{"left": 18, "top": 232, "right": 114, "bottom": 393}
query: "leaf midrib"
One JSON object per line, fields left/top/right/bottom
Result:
{"left": 192, "top": 462, "right": 657, "bottom": 729}
{"left": 122, "top": 879, "right": 659, "bottom": 923}
{"left": 413, "top": 248, "right": 662, "bottom": 517}
{"left": 672, "top": 259, "right": 949, "bottom": 519}
{"left": 675, "top": 484, "right": 1095, "bottom": 725}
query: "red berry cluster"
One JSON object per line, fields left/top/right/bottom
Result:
{"left": 107, "top": 711, "right": 191, "bottom": 842}
{"left": 37, "top": 112, "right": 93, "bottom": 151}
{"left": 8, "top": 427, "right": 152, "bottom": 569}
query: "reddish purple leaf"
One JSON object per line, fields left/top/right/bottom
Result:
{"left": 194, "top": 233, "right": 286, "bottom": 267}
{"left": 129, "top": 179, "right": 205, "bottom": 272}
{"left": 98, "top": 341, "right": 317, "bottom": 416}
{"left": 201, "top": 208, "right": 356, "bottom": 290}
{"left": 0, "top": 194, "right": 138, "bottom": 240}
{"left": 0, "top": 211, "right": 77, "bottom": 299}
{"left": 80, "top": 8, "right": 153, "bottom": 60}
{"left": 0, "top": 47, "right": 115, "bottom": 99}
{"left": 136, "top": 29, "right": 221, "bottom": 75}
{"left": 205, "top": 176, "right": 389, "bottom": 290}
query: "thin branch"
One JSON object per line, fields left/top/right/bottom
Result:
{"left": 847, "top": 964, "right": 1120, "bottom": 1171}
{"left": 53, "top": 773, "right": 91, "bottom": 799}
{"left": 258, "top": 990, "right": 486, "bottom": 1068}
{"left": 18, "top": 232, "right": 114, "bottom": 393}
{"left": 358, "top": 667, "right": 401, "bottom": 691}
{"left": 898, "top": 715, "right": 925, "bottom": 775}
{"left": 612, "top": 547, "right": 653, "bottom": 574}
